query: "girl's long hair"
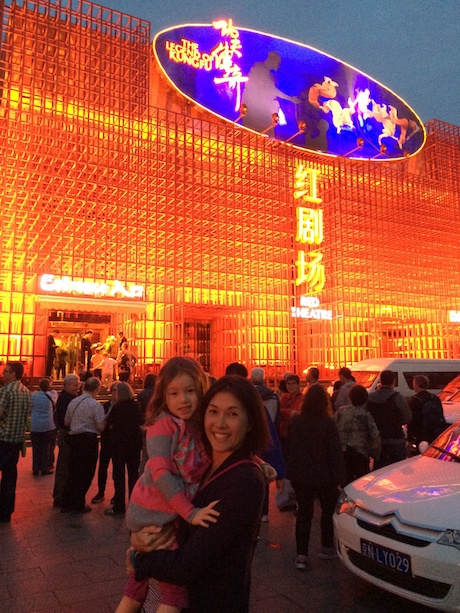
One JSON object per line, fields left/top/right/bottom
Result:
{"left": 145, "top": 356, "right": 208, "bottom": 426}
{"left": 301, "top": 384, "right": 332, "bottom": 419}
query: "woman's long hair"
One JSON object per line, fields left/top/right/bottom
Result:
{"left": 114, "top": 381, "right": 134, "bottom": 403}
{"left": 301, "top": 384, "right": 332, "bottom": 419}
{"left": 145, "top": 356, "right": 208, "bottom": 426}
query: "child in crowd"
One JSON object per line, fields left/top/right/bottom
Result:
{"left": 116, "top": 357, "right": 219, "bottom": 613}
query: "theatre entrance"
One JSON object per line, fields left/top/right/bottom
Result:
{"left": 180, "top": 320, "right": 211, "bottom": 374}
{"left": 47, "top": 310, "right": 113, "bottom": 379}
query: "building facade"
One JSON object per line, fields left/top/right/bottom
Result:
{"left": 1, "top": 0, "right": 459, "bottom": 382}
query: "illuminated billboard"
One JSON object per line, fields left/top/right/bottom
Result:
{"left": 154, "top": 21, "right": 426, "bottom": 160}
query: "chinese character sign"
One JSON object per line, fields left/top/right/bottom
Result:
{"left": 294, "top": 165, "right": 322, "bottom": 204}
{"left": 164, "top": 20, "right": 247, "bottom": 111}
{"left": 294, "top": 164, "right": 325, "bottom": 292}
{"left": 295, "top": 250, "right": 325, "bottom": 291}
{"left": 296, "top": 207, "right": 323, "bottom": 245}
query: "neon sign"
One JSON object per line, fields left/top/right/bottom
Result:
{"left": 154, "top": 23, "right": 426, "bottom": 160}
{"left": 165, "top": 20, "right": 247, "bottom": 111}
{"left": 291, "top": 296, "right": 332, "bottom": 320}
{"left": 294, "top": 164, "right": 325, "bottom": 292}
{"left": 39, "top": 274, "right": 144, "bottom": 299}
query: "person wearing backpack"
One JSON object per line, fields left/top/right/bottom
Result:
{"left": 366, "top": 370, "right": 412, "bottom": 469}
{"left": 407, "top": 375, "right": 447, "bottom": 451}
{"left": 117, "top": 342, "right": 137, "bottom": 383}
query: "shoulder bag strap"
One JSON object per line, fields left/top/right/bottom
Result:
{"left": 200, "top": 459, "right": 261, "bottom": 490}
{"left": 44, "top": 392, "right": 56, "bottom": 411}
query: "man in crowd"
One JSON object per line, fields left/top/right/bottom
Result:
{"left": 407, "top": 375, "right": 446, "bottom": 450}
{"left": 46, "top": 329, "right": 59, "bottom": 377}
{"left": 91, "top": 381, "right": 117, "bottom": 504}
{"left": 61, "top": 377, "right": 105, "bottom": 514}
{"left": 80, "top": 330, "right": 93, "bottom": 372}
{"left": 367, "top": 369, "right": 412, "bottom": 468}
{"left": 250, "top": 367, "right": 280, "bottom": 424}
{"left": 304, "top": 366, "right": 320, "bottom": 390}
{"left": 229, "top": 363, "right": 286, "bottom": 521}
{"left": 0, "top": 362, "right": 32, "bottom": 522}
{"left": 52, "top": 374, "right": 80, "bottom": 507}
{"left": 333, "top": 367, "right": 356, "bottom": 412}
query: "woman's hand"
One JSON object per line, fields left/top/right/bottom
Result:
{"left": 130, "top": 524, "right": 175, "bottom": 552}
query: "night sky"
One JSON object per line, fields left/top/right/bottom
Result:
{"left": 104, "top": 0, "right": 460, "bottom": 127}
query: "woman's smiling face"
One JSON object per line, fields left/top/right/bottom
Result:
{"left": 204, "top": 391, "right": 250, "bottom": 461}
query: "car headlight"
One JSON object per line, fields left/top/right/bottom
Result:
{"left": 335, "top": 490, "right": 357, "bottom": 516}
{"left": 438, "top": 530, "right": 460, "bottom": 551}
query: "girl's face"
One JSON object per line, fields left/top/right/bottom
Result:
{"left": 165, "top": 373, "right": 199, "bottom": 421}
{"left": 204, "top": 391, "right": 250, "bottom": 461}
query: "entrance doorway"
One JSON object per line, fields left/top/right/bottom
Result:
{"left": 47, "top": 311, "right": 113, "bottom": 379}
{"left": 183, "top": 320, "right": 211, "bottom": 374}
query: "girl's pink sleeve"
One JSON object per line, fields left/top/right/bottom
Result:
{"left": 145, "top": 417, "right": 197, "bottom": 522}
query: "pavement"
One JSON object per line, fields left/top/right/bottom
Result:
{"left": 1, "top": 453, "right": 437, "bottom": 613}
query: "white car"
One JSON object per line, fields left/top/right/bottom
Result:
{"left": 439, "top": 375, "right": 460, "bottom": 425}
{"left": 442, "top": 393, "right": 460, "bottom": 427}
{"left": 334, "top": 422, "right": 460, "bottom": 612}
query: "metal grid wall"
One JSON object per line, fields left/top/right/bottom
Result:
{"left": 0, "top": 0, "right": 297, "bottom": 378}
{"left": 296, "top": 125, "right": 460, "bottom": 374}
{"left": 0, "top": 0, "right": 459, "bottom": 380}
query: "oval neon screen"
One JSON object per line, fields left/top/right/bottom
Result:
{"left": 154, "top": 22, "right": 426, "bottom": 160}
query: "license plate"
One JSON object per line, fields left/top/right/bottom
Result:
{"left": 361, "top": 539, "right": 412, "bottom": 575}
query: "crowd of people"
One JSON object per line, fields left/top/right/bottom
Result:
{"left": 0, "top": 356, "right": 447, "bottom": 612}
{"left": 46, "top": 329, "right": 137, "bottom": 386}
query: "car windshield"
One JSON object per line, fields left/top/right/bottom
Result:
{"left": 441, "top": 388, "right": 460, "bottom": 403}
{"left": 349, "top": 371, "right": 379, "bottom": 389}
{"left": 423, "top": 422, "right": 460, "bottom": 463}
{"left": 438, "top": 375, "right": 460, "bottom": 401}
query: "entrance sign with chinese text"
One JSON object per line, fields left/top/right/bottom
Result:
{"left": 39, "top": 274, "right": 144, "bottom": 300}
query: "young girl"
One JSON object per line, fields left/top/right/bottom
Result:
{"left": 117, "top": 357, "right": 219, "bottom": 613}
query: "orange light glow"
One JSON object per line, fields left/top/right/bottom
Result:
{"left": 0, "top": 0, "right": 459, "bottom": 383}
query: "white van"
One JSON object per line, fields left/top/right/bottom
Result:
{"left": 349, "top": 358, "right": 460, "bottom": 399}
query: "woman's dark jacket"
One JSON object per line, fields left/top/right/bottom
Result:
{"left": 287, "top": 414, "right": 346, "bottom": 488}
{"left": 106, "top": 399, "right": 143, "bottom": 455}
{"left": 134, "top": 446, "right": 265, "bottom": 613}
